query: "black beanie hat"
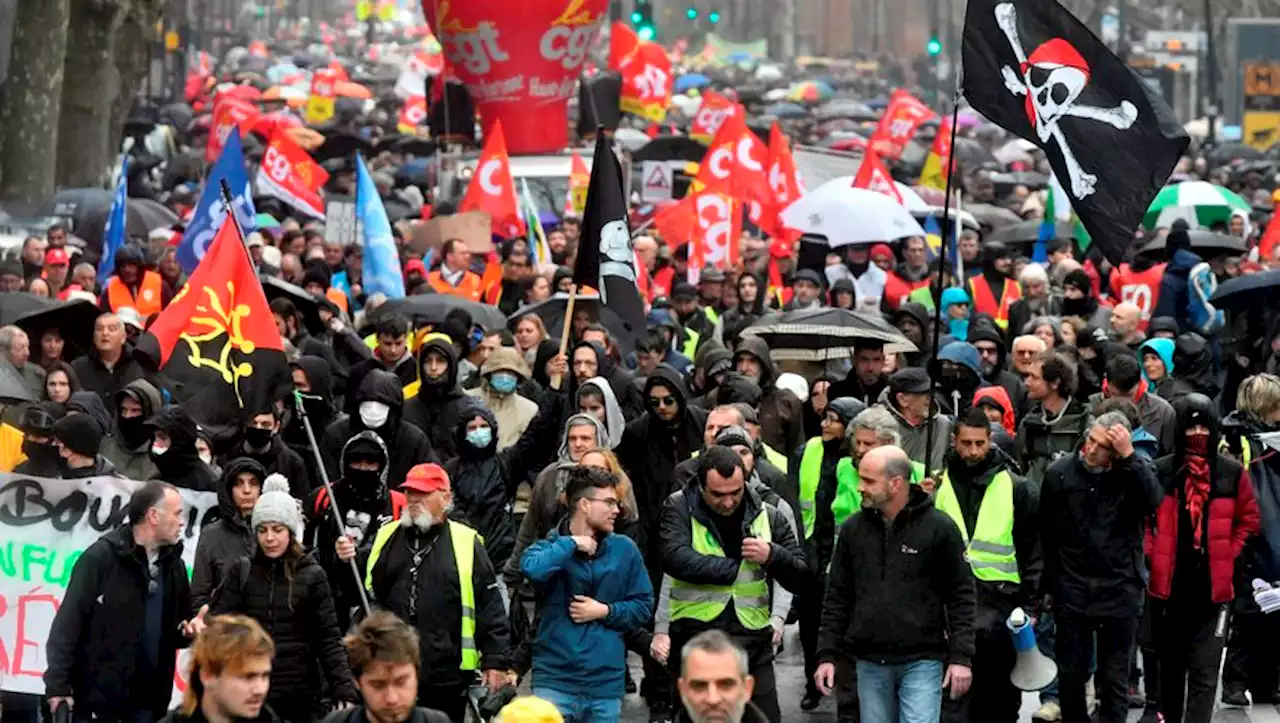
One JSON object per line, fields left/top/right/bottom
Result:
{"left": 53, "top": 413, "right": 103, "bottom": 458}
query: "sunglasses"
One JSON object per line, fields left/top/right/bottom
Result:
{"left": 648, "top": 396, "right": 677, "bottom": 408}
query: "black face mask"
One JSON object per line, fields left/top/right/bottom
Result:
{"left": 243, "top": 426, "right": 275, "bottom": 450}
{"left": 117, "top": 415, "right": 150, "bottom": 449}
{"left": 343, "top": 468, "right": 385, "bottom": 502}
{"left": 21, "top": 440, "right": 61, "bottom": 469}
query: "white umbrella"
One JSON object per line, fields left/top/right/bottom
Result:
{"left": 754, "top": 64, "right": 784, "bottom": 82}
{"left": 994, "top": 141, "right": 1033, "bottom": 165}
{"left": 809, "top": 175, "right": 929, "bottom": 213}
{"left": 613, "top": 128, "right": 650, "bottom": 152}
{"left": 780, "top": 187, "right": 926, "bottom": 246}
{"left": 763, "top": 88, "right": 789, "bottom": 102}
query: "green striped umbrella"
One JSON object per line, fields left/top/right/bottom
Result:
{"left": 1142, "top": 181, "right": 1250, "bottom": 230}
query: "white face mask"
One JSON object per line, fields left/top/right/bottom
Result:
{"left": 151, "top": 442, "right": 169, "bottom": 456}
{"left": 199, "top": 451, "right": 213, "bottom": 466}
{"left": 359, "top": 401, "right": 391, "bottom": 429}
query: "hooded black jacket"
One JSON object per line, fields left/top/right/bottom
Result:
{"left": 45, "top": 525, "right": 193, "bottom": 721}
{"left": 149, "top": 405, "right": 218, "bottom": 492}
{"left": 817, "top": 486, "right": 976, "bottom": 668}
{"left": 967, "top": 322, "right": 1028, "bottom": 421}
{"left": 209, "top": 550, "right": 359, "bottom": 718}
{"left": 191, "top": 457, "right": 265, "bottom": 610}
{"left": 101, "top": 379, "right": 164, "bottom": 480}
{"left": 444, "top": 403, "right": 558, "bottom": 569}
{"left": 733, "top": 337, "right": 804, "bottom": 456}
{"left": 70, "top": 341, "right": 146, "bottom": 414}
{"left": 402, "top": 338, "right": 480, "bottom": 460}
{"left": 322, "top": 369, "right": 438, "bottom": 486}
{"left": 230, "top": 432, "right": 311, "bottom": 500}
{"left": 660, "top": 479, "right": 808, "bottom": 666}
{"left": 1039, "top": 449, "right": 1163, "bottom": 618}
{"left": 618, "top": 365, "right": 708, "bottom": 564}
{"left": 1169, "top": 332, "right": 1220, "bottom": 404}
{"left": 284, "top": 356, "right": 343, "bottom": 486}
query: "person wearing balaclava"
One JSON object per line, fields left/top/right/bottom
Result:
{"left": 322, "top": 369, "right": 437, "bottom": 487}
{"left": 146, "top": 405, "right": 217, "bottom": 491}
{"left": 101, "top": 379, "right": 163, "bottom": 480}
{"left": 14, "top": 402, "right": 66, "bottom": 476}
{"left": 966, "top": 240, "right": 1022, "bottom": 333}
{"left": 230, "top": 406, "right": 311, "bottom": 500}
{"left": 1061, "top": 269, "right": 1112, "bottom": 330}
{"left": 402, "top": 335, "right": 479, "bottom": 461}
{"left": 1148, "top": 394, "right": 1259, "bottom": 723}
{"left": 306, "top": 430, "right": 401, "bottom": 629}
{"left": 283, "top": 356, "right": 339, "bottom": 486}
{"left": 466, "top": 347, "right": 539, "bottom": 451}
{"left": 190, "top": 457, "right": 267, "bottom": 610}
{"left": 52, "top": 412, "right": 117, "bottom": 478}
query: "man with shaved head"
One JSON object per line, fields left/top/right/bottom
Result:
{"left": 1108, "top": 302, "right": 1146, "bottom": 349}
{"left": 814, "top": 445, "right": 975, "bottom": 723}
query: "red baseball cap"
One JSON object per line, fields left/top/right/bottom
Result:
{"left": 770, "top": 238, "right": 794, "bottom": 259}
{"left": 401, "top": 463, "right": 450, "bottom": 494}
{"left": 45, "top": 248, "right": 69, "bottom": 267}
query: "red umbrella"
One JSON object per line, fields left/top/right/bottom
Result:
{"left": 251, "top": 111, "right": 303, "bottom": 138}
{"left": 830, "top": 136, "right": 868, "bottom": 152}
{"left": 222, "top": 84, "right": 263, "bottom": 103}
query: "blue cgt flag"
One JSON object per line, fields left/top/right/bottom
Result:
{"left": 98, "top": 155, "right": 129, "bottom": 285}
{"left": 178, "top": 129, "right": 257, "bottom": 273}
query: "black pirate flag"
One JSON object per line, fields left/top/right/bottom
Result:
{"left": 962, "top": 0, "right": 1189, "bottom": 264}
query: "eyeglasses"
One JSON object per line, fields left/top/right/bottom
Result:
{"left": 586, "top": 497, "right": 620, "bottom": 509}
{"left": 648, "top": 396, "right": 677, "bottom": 408}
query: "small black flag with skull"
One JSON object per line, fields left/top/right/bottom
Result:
{"left": 961, "top": 0, "right": 1189, "bottom": 264}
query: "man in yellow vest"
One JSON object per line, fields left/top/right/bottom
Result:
{"left": 791, "top": 396, "right": 864, "bottom": 712}
{"left": 337, "top": 463, "right": 514, "bottom": 723}
{"left": 660, "top": 446, "right": 808, "bottom": 723}
{"left": 930, "top": 409, "right": 1040, "bottom": 723}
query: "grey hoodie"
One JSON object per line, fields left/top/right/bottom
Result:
{"left": 577, "top": 376, "right": 626, "bottom": 450}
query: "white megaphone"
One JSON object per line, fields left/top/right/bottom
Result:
{"left": 1007, "top": 607, "right": 1057, "bottom": 691}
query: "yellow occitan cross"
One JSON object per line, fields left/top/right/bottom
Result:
{"left": 179, "top": 281, "right": 258, "bottom": 408}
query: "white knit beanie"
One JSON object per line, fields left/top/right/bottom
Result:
{"left": 251, "top": 474, "right": 303, "bottom": 542}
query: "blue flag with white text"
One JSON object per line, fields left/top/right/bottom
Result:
{"left": 178, "top": 130, "right": 257, "bottom": 273}
{"left": 98, "top": 156, "right": 129, "bottom": 285}
{"left": 355, "top": 155, "right": 404, "bottom": 299}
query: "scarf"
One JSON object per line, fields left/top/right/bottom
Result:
{"left": 1101, "top": 378, "right": 1149, "bottom": 405}
{"left": 1184, "top": 431, "right": 1212, "bottom": 550}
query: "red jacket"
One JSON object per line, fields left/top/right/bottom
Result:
{"left": 1146, "top": 457, "right": 1260, "bottom": 604}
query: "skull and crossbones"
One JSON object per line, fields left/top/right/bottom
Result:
{"left": 995, "top": 2, "right": 1138, "bottom": 199}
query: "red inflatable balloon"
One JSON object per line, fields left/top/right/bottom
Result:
{"left": 424, "top": 0, "right": 608, "bottom": 155}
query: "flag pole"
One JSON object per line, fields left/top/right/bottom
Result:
{"left": 922, "top": 67, "right": 963, "bottom": 479}
{"left": 293, "top": 389, "right": 374, "bottom": 616}
{"left": 550, "top": 284, "right": 578, "bottom": 390}
{"left": 218, "top": 179, "right": 247, "bottom": 244}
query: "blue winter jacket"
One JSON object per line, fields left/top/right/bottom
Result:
{"left": 1152, "top": 249, "right": 1201, "bottom": 332}
{"left": 521, "top": 524, "right": 654, "bottom": 699}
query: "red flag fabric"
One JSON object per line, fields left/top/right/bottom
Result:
{"left": 1260, "top": 211, "right": 1280, "bottom": 263}
{"left": 255, "top": 129, "right": 329, "bottom": 219}
{"left": 852, "top": 148, "right": 904, "bottom": 204}
{"left": 869, "top": 89, "right": 935, "bottom": 160}
{"left": 762, "top": 123, "right": 805, "bottom": 237}
{"left": 608, "top": 22, "right": 640, "bottom": 70}
{"left": 207, "top": 96, "right": 260, "bottom": 162}
{"left": 654, "top": 184, "right": 740, "bottom": 277}
{"left": 689, "top": 91, "right": 742, "bottom": 144}
{"left": 459, "top": 120, "right": 526, "bottom": 238}
{"left": 140, "top": 216, "right": 290, "bottom": 426}
{"left": 565, "top": 152, "right": 590, "bottom": 216}
{"left": 694, "top": 114, "right": 770, "bottom": 206}
{"left": 619, "top": 40, "right": 673, "bottom": 122}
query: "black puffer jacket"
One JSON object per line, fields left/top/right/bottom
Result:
{"left": 1169, "top": 332, "right": 1220, "bottom": 404}
{"left": 209, "top": 551, "right": 358, "bottom": 719}
{"left": 733, "top": 337, "right": 804, "bottom": 456}
{"left": 618, "top": 364, "right": 708, "bottom": 564}
{"left": 70, "top": 341, "right": 146, "bottom": 414}
{"left": 191, "top": 457, "right": 264, "bottom": 610}
{"left": 45, "top": 526, "right": 192, "bottom": 721}
{"left": 148, "top": 405, "right": 218, "bottom": 492}
{"left": 444, "top": 403, "right": 558, "bottom": 569}
{"left": 322, "top": 369, "right": 437, "bottom": 486}
{"left": 402, "top": 337, "right": 480, "bottom": 460}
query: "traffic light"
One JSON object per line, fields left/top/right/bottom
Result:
{"left": 632, "top": 0, "right": 655, "bottom": 39}
{"left": 926, "top": 36, "right": 942, "bottom": 55}
{"left": 708, "top": 10, "right": 720, "bottom": 23}
{"left": 686, "top": 7, "right": 698, "bottom": 19}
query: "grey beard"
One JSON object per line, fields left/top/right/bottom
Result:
{"left": 679, "top": 694, "right": 747, "bottom": 723}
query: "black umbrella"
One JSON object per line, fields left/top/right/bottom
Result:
{"left": 1206, "top": 142, "right": 1262, "bottom": 167}
{"left": 73, "top": 198, "right": 178, "bottom": 251}
{"left": 47, "top": 187, "right": 113, "bottom": 221}
{"left": 965, "top": 203, "right": 1021, "bottom": 229}
{"left": 0, "top": 363, "right": 34, "bottom": 404}
{"left": 506, "top": 293, "right": 628, "bottom": 346}
{"left": 632, "top": 136, "right": 708, "bottom": 163}
{"left": 260, "top": 275, "right": 325, "bottom": 335}
{"left": 1139, "top": 231, "right": 1248, "bottom": 258}
{"left": 14, "top": 299, "right": 101, "bottom": 359}
{"left": 740, "top": 307, "right": 916, "bottom": 362}
{"left": 986, "top": 220, "right": 1079, "bottom": 245}
{"left": 312, "top": 130, "right": 375, "bottom": 163}
{"left": 372, "top": 293, "right": 507, "bottom": 332}
{"left": 0, "top": 292, "right": 56, "bottom": 326}
{"left": 1207, "top": 269, "right": 1280, "bottom": 312}
{"left": 815, "top": 99, "right": 877, "bottom": 121}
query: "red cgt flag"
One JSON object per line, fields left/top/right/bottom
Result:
{"left": 853, "top": 148, "right": 904, "bottom": 205}
{"left": 760, "top": 123, "right": 806, "bottom": 237}
{"left": 869, "top": 88, "right": 935, "bottom": 160}
{"left": 689, "top": 91, "right": 742, "bottom": 144}
{"left": 608, "top": 22, "right": 640, "bottom": 70}
{"left": 654, "top": 184, "right": 741, "bottom": 278}
{"left": 694, "top": 114, "right": 771, "bottom": 206}
{"left": 207, "top": 96, "right": 260, "bottom": 163}
{"left": 459, "top": 119, "right": 525, "bottom": 238}
{"left": 255, "top": 129, "right": 329, "bottom": 219}
{"left": 139, "top": 216, "right": 291, "bottom": 427}
{"left": 619, "top": 40, "right": 673, "bottom": 122}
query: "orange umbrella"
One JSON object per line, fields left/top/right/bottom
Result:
{"left": 334, "top": 80, "right": 372, "bottom": 99}
{"left": 285, "top": 127, "right": 325, "bottom": 150}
